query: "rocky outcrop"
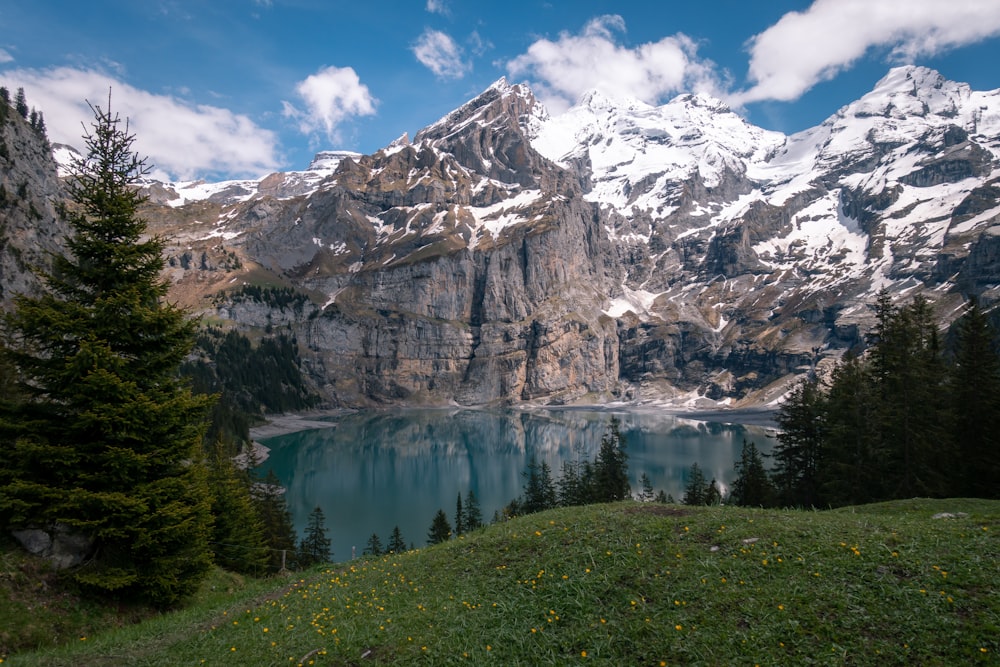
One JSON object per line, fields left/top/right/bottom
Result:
{"left": 8, "top": 67, "right": 1000, "bottom": 408}
{"left": 0, "top": 108, "right": 68, "bottom": 306}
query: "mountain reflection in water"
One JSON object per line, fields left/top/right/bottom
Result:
{"left": 257, "top": 409, "right": 774, "bottom": 561}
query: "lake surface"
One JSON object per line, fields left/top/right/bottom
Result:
{"left": 257, "top": 408, "right": 775, "bottom": 562}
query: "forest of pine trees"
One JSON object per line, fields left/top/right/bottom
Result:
{"left": 726, "top": 292, "right": 1000, "bottom": 509}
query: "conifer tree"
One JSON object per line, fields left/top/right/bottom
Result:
{"left": 0, "top": 96, "right": 213, "bottom": 606}
{"left": 593, "top": 417, "right": 630, "bottom": 502}
{"left": 948, "top": 298, "right": 1000, "bottom": 498}
{"left": 705, "top": 479, "right": 722, "bottom": 505}
{"left": 463, "top": 490, "right": 483, "bottom": 531}
{"left": 639, "top": 473, "right": 655, "bottom": 502}
{"left": 254, "top": 470, "right": 298, "bottom": 572}
{"left": 387, "top": 525, "right": 407, "bottom": 554}
{"left": 206, "top": 440, "right": 268, "bottom": 575}
{"left": 364, "top": 532, "right": 383, "bottom": 557}
{"left": 14, "top": 87, "right": 27, "bottom": 119}
{"left": 427, "top": 509, "right": 452, "bottom": 545}
{"left": 521, "top": 456, "right": 557, "bottom": 513}
{"left": 730, "top": 440, "right": 774, "bottom": 507}
{"left": 454, "top": 493, "right": 465, "bottom": 536}
{"left": 773, "top": 378, "right": 826, "bottom": 507}
{"left": 682, "top": 463, "right": 708, "bottom": 506}
{"left": 298, "top": 506, "right": 332, "bottom": 566}
{"left": 820, "top": 353, "right": 883, "bottom": 505}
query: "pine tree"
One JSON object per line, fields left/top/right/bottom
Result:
{"left": 298, "top": 506, "right": 332, "bottom": 566}
{"left": 463, "top": 490, "right": 483, "bottom": 531}
{"left": 454, "top": 493, "right": 465, "bottom": 536}
{"left": 363, "top": 532, "right": 383, "bottom": 557}
{"left": 206, "top": 440, "right": 268, "bottom": 575}
{"left": 730, "top": 440, "right": 775, "bottom": 507}
{"left": 638, "top": 473, "right": 655, "bottom": 502}
{"left": 0, "top": 95, "right": 213, "bottom": 606}
{"left": 521, "top": 456, "right": 557, "bottom": 514}
{"left": 821, "top": 353, "right": 883, "bottom": 505}
{"left": 593, "top": 417, "right": 630, "bottom": 502}
{"left": 14, "top": 87, "right": 27, "bottom": 119}
{"left": 773, "top": 378, "right": 826, "bottom": 507}
{"left": 948, "top": 298, "right": 1000, "bottom": 498}
{"left": 705, "top": 479, "right": 722, "bottom": 506}
{"left": 682, "top": 463, "right": 708, "bottom": 506}
{"left": 427, "top": 509, "right": 452, "bottom": 545}
{"left": 387, "top": 525, "right": 407, "bottom": 554}
{"left": 253, "top": 470, "right": 297, "bottom": 572}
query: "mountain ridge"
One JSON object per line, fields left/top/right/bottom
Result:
{"left": 14, "top": 65, "right": 1000, "bottom": 408}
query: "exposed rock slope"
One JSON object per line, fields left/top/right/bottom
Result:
{"left": 11, "top": 66, "right": 1000, "bottom": 408}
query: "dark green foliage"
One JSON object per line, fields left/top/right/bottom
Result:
{"left": 387, "top": 525, "right": 407, "bottom": 553}
{"left": 363, "top": 532, "right": 383, "bottom": 557}
{"left": 948, "top": 299, "right": 1000, "bottom": 498}
{"left": 705, "top": 479, "right": 722, "bottom": 506}
{"left": 773, "top": 378, "right": 826, "bottom": 507}
{"left": 505, "top": 419, "right": 630, "bottom": 516}
{"left": 205, "top": 440, "right": 268, "bottom": 575}
{"left": 520, "top": 457, "right": 557, "bottom": 514}
{"left": 820, "top": 354, "right": 882, "bottom": 505}
{"left": 253, "top": 470, "right": 298, "bottom": 572}
{"left": 772, "top": 293, "right": 1000, "bottom": 507}
{"left": 180, "top": 327, "right": 318, "bottom": 447}
{"left": 0, "top": 97, "right": 213, "bottom": 606}
{"left": 427, "top": 509, "right": 452, "bottom": 545}
{"left": 463, "top": 490, "right": 483, "bottom": 531}
{"left": 729, "top": 440, "right": 775, "bottom": 507}
{"left": 14, "top": 87, "right": 27, "bottom": 119}
{"left": 298, "top": 506, "right": 332, "bottom": 566}
{"left": 592, "top": 417, "right": 630, "bottom": 502}
{"left": 682, "top": 463, "right": 709, "bottom": 506}
{"left": 229, "top": 284, "right": 309, "bottom": 312}
{"left": 638, "top": 473, "right": 655, "bottom": 502}
{"left": 454, "top": 493, "right": 464, "bottom": 536}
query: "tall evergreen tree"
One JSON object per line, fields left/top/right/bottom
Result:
{"left": 427, "top": 509, "right": 452, "bottom": 545}
{"left": 638, "top": 473, "right": 656, "bottom": 502}
{"left": 948, "top": 298, "right": 1000, "bottom": 498}
{"left": 13, "top": 87, "right": 27, "bottom": 119}
{"left": 206, "top": 440, "right": 268, "bottom": 575}
{"left": 730, "top": 440, "right": 774, "bottom": 507}
{"left": 0, "top": 96, "right": 213, "bottom": 606}
{"left": 454, "top": 493, "right": 465, "bottom": 536}
{"left": 773, "top": 378, "right": 826, "bottom": 507}
{"left": 682, "top": 463, "right": 708, "bottom": 506}
{"left": 872, "top": 295, "right": 953, "bottom": 498}
{"left": 521, "top": 456, "right": 557, "bottom": 514}
{"left": 592, "top": 417, "right": 630, "bottom": 502}
{"left": 363, "top": 532, "right": 383, "bottom": 557}
{"left": 820, "top": 354, "right": 883, "bottom": 505}
{"left": 254, "top": 470, "right": 298, "bottom": 572}
{"left": 298, "top": 506, "right": 332, "bottom": 566}
{"left": 463, "top": 490, "right": 483, "bottom": 531}
{"left": 387, "top": 525, "right": 407, "bottom": 554}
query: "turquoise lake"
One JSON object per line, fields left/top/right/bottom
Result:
{"left": 257, "top": 409, "right": 776, "bottom": 562}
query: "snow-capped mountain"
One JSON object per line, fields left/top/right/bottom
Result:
{"left": 13, "top": 66, "right": 1000, "bottom": 408}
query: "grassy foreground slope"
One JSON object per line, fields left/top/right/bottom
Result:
{"left": 6, "top": 498, "right": 999, "bottom": 666}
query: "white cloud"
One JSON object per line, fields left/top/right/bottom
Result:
{"left": 0, "top": 48, "right": 13, "bottom": 64}
{"left": 426, "top": 0, "right": 448, "bottom": 15}
{"left": 283, "top": 65, "right": 377, "bottom": 144}
{"left": 506, "top": 15, "right": 722, "bottom": 114}
{"left": 412, "top": 29, "right": 469, "bottom": 79}
{"left": 737, "top": 0, "right": 1000, "bottom": 104}
{"left": 1, "top": 66, "right": 281, "bottom": 181}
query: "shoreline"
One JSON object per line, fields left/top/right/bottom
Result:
{"left": 249, "top": 404, "right": 779, "bottom": 440}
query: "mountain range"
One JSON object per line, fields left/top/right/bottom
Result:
{"left": 4, "top": 65, "right": 1000, "bottom": 409}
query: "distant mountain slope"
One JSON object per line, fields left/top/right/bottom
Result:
{"left": 29, "top": 66, "right": 1000, "bottom": 407}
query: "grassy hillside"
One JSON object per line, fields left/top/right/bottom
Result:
{"left": 3, "top": 498, "right": 998, "bottom": 666}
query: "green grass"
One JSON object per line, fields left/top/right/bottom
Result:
{"left": 4, "top": 498, "right": 999, "bottom": 666}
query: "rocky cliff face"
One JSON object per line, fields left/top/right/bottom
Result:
{"left": 0, "top": 111, "right": 68, "bottom": 306}
{"left": 10, "top": 66, "right": 1000, "bottom": 409}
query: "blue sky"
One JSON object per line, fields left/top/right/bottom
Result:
{"left": 3, "top": 0, "right": 1000, "bottom": 181}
